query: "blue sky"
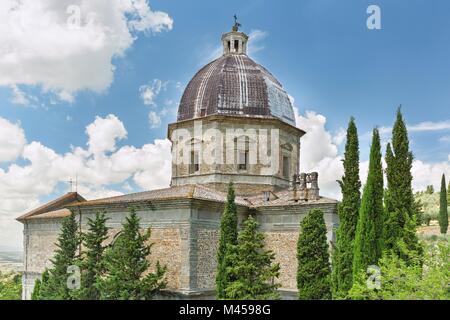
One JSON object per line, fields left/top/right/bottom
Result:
{"left": 1, "top": 0, "right": 450, "bottom": 249}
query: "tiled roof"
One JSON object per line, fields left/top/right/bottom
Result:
{"left": 66, "top": 184, "right": 250, "bottom": 208}
{"left": 25, "top": 208, "right": 72, "bottom": 220}
{"left": 177, "top": 54, "right": 296, "bottom": 126}
{"left": 16, "top": 192, "right": 85, "bottom": 221}
{"left": 17, "top": 185, "right": 337, "bottom": 221}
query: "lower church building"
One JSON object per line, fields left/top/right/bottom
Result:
{"left": 17, "top": 23, "right": 338, "bottom": 300}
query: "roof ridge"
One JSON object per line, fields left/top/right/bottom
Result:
{"left": 17, "top": 192, "right": 85, "bottom": 222}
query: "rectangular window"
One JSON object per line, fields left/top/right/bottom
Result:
{"left": 238, "top": 150, "right": 248, "bottom": 171}
{"left": 282, "top": 156, "right": 290, "bottom": 179}
{"left": 190, "top": 150, "right": 199, "bottom": 174}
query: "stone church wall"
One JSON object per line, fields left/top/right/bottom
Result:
{"left": 257, "top": 202, "right": 338, "bottom": 293}
{"left": 22, "top": 218, "right": 62, "bottom": 299}
{"left": 22, "top": 199, "right": 337, "bottom": 300}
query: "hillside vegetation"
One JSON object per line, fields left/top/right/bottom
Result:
{"left": 415, "top": 192, "right": 441, "bottom": 218}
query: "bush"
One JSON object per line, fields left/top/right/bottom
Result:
{"left": 348, "top": 240, "right": 450, "bottom": 300}
{"left": 0, "top": 272, "right": 22, "bottom": 300}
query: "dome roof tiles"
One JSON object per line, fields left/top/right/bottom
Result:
{"left": 177, "top": 54, "right": 296, "bottom": 126}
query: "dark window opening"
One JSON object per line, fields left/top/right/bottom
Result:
{"left": 190, "top": 150, "right": 199, "bottom": 174}
{"left": 283, "top": 156, "right": 290, "bottom": 179}
{"left": 238, "top": 150, "right": 248, "bottom": 171}
{"left": 236, "top": 136, "right": 249, "bottom": 171}
{"left": 234, "top": 40, "right": 239, "bottom": 51}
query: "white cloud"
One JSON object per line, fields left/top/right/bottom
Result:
{"left": 378, "top": 119, "right": 450, "bottom": 137}
{"left": 10, "top": 85, "right": 30, "bottom": 105}
{"left": 0, "top": 0, "right": 173, "bottom": 102}
{"left": 411, "top": 160, "right": 450, "bottom": 192}
{"left": 86, "top": 114, "right": 127, "bottom": 155}
{"left": 148, "top": 111, "right": 161, "bottom": 128}
{"left": 332, "top": 127, "right": 347, "bottom": 146}
{"left": 409, "top": 120, "right": 450, "bottom": 132}
{"left": 0, "top": 118, "right": 26, "bottom": 162}
{"left": 295, "top": 108, "right": 450, "bottom": 199}
{"left": 247, "top": 29, "right": 268, "bottom": 55}
{"left": 0, "top": 114, "right": 172, "bottom": 249}
{"left": 295, "top": 108, "right": 343, "bottom": 199}
{"left": 139, "top": 79, "right": 165, "bottom": 106}
{"left": 127, "top": 0, "right": 173, "bottom": 32}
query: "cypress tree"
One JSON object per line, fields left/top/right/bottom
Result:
{"left": 78, "top": 212, "right": 109, "bottom": 300}
{"left": 331, "top": 117, "right": 361, "bottom": 298}
{"left": 216, "top": 182, "right": 238, "bottom": 299}
{"left": 38, "top": 211, "right": 80, "bottom": 300}
{"left": 439, "top": 174, "right": 448, "bottom": 234}
{"left": 297, "top": 209, "right": 332, "bottom": 300}
{"left": 224, "top": 216, "right": 280, "bottom": 300}
{"left": 447, "top": 181, "right": 450, "bottom": 203}
{"left": 353, "top": 129, "right": 384, "bottom": 277}
{"left": 384, "top": 108, "right": 421, "bottom": 257}
{"left": 98, "top": 208, "right": 166, "bottom": 300}
{"left": 31, "top": 279, "right": 41, "bottom": 300}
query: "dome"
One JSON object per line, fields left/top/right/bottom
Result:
{"left": 177, "top": 28, "right": 296, "bottom": 126}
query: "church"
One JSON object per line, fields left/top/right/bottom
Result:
{"left": 17, "top": 22, "right": 338, "bottom": 300}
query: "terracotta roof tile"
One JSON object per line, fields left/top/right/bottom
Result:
{"left": 26, "top": 208, "right": 72, "bottom": 220}
{"left": 17, "top": 192, "right": 85, "bottom": 222}
{"left": 18, "top": 186, "right": 337, "bottom": 222}
{"left": 66, "top": 184, "right": 250, "bottom": 208}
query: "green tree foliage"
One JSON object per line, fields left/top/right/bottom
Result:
{"left": 31, "top": 279, "right": 41, "bottom": 300}
{"left": 439, "top": 175, "right": 449, "bottom": 234}
{"left": 425, "top": 185, "right": 434, "bottom": 195}
{"left": 38, "top": 211, "right": 81, "bottom": 300}
{"left": 384, "top": 108, "right": 421, "bottom": 258}
{"left": 331, "top": 117, "right": 361, "bottom": 298}
{"left": 31, "top": 270, "right": 48, "bottom": 300}
{"left": 0, "top": 272, "right": 22, "bottom": 300}
{"left": 297, "top": 209, "right": 331, "bottom": 300}
{"left": 348, "top": 240, "right": 450, "bottom": 300}
{"left": 414, "top": 199, "right": 424, "bottom": 226}
{"left": 97, "top": 208, "right": 166, "bottom": 300}
{"left": 216, "top": 182, "right": 238, "bottom": 299}
{"left": 224, "top": 216, "right": 280, "bottom": 300}
{"left": 77, "top": 212, "right": 109, "bottom": 300}
{"left": 353, "top": 129, "right": 384, "bottom": 279}
{"left": 447, "top": 181, "right": 450, "bottom": 203}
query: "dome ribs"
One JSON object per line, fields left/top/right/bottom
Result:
{"left": 177, "top": 54, "right": 293, "bottom": 125}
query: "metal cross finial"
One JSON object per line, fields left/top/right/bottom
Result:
{"left": 67, "top": 174, "right": 78, "bottom": 193}
{"left": 233, "top": 14, "right": 241, "bottom": 31}
{"left": 67, "top": 177, "right": 74, "bottom": 192}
